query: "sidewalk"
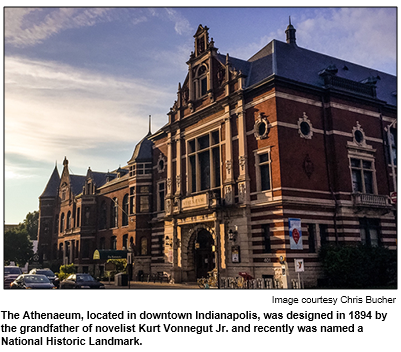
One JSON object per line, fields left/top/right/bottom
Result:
{"left": 102, "top": 280, "right": 200, "bottom": 289}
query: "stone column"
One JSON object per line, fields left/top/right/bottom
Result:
{"left": 224, "top": 105, "right": 234, "bottom": 204}
{"left": 175, "top": 130, "right": 182, "bottom": 196}
{"left": 236, "top": 100, "right": 250, "bottom": 204}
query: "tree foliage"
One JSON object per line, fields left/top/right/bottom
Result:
{"left": 4, "top": 227, "right": 34, "bottom": 266}
{"left": 319, "top": 244, "right": 397, "bottom": 288}
{"left": 19, "top": 211, "right": 39, "bottom": 240}
{"left": 57, "top": 263, "right": 76, "bottom": 281}
{"left": 106, "top": 259, "right": 127, "bottom": 273}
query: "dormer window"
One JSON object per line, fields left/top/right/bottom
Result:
{"left": 194, "top": 64, "right": 208, "bottom": 98}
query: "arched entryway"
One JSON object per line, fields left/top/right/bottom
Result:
{"left": 194, "top": 229, "right": 215, "bottom": 279}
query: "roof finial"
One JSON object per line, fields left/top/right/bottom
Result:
{"left": 289, "top": 16, "right": 291, "bottom": 25}
{"left": 286, "top": 17, "right": 296, "bottom": 45}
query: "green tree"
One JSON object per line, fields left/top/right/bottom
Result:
{"left": 19, "top": 211, "right": 39, "bottom": 240}
{"left": 4, "top": 227, "right": 34, "bottom": 266}
{"left": 57, "top": 263, "right": 76, "bottom": 281}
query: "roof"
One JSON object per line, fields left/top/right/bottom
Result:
{"left": 39, "top": 166, "right": 60, "bottom": 198}
{"left": 69, "top": 175, "right": 86, "bottom": 196}
{"left": 243, "top": 39, "right": 396, "bottom": 105}
{"left": 217, "top": 38, "right": 395, "bottom": 107}
{"left": 128, "top": 132, "right": 153, "bottom": 163}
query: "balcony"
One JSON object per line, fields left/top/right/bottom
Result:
{"left": 352, "top": 193, "right": 390, "bottom": 208}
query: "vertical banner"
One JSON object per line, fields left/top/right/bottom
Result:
{"left": 289, "top": 218, "right": 303, "bottom": 250}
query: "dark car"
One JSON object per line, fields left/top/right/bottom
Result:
{"left": 4, "top": 266, "right": 23, "bottom": 289}
{"left": 60, "top": 273, "right": 105, "bottom": 289}
{"left": 29, "top": 268, "right": 59, "bottom": 288}
{"left": 10, "top": 274, "right": 56, "bottom": 289}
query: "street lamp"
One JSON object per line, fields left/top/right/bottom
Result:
{"left": 127, "top": 245, "right": 134, "bottom": 289}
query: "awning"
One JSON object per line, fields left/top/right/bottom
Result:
{"left": 93, "top": 249, "right": 127, "bottom": 260}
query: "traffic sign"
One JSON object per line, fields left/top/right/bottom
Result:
{"left": 390, "top": 191, "right": 397, "bottom": 204}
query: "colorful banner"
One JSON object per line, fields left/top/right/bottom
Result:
{"left": 289, "top": 218, "right": 303, "bottom": 250}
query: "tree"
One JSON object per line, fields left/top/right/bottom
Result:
{"left": 19, "top": 211, "right": 39, "bottom": 240}
{"left": 4, "top": 227, "right": 34, "bottom": 266}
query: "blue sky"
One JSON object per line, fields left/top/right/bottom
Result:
{"left": 3, "top": 7, "right": 397, "bottom": 224}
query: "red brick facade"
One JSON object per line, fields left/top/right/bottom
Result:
{"left": 38, "top": 24, "right": 396, "bottom": 287}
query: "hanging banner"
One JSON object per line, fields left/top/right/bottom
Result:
{"left": 289, "top": 218, "right": 303, "bottom": 250}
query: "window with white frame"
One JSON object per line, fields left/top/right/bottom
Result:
{"left": 350, "top": 158, "right": 375, "bottom": 194}
{"left": 255, "top": 148, "right": 272, "bottom": 192}
{"left": 187, "top": 130, "right": 220, "bottom": 193}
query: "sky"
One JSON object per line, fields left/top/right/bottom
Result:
{"left": 3, "top": 6, "right": 397, "bottom": 224}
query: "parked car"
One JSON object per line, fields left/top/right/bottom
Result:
{"left": 60, "top": 273, "right": 105, "bottom": 289}
{"left": 10, "top": 274, "right": 56, "bottom": 289}
{"left": 4, "top": 266, "right": 23, "bottom": 289}
{"left": 29, "top": 268, "right": 59, "bottom": 288}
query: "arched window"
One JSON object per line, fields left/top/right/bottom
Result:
{"left": 66, "top": 211, "right": 71, "bottom": 229}
{"left": 111, "top": 198, "right": 118, "bottom": 228}
{"left": 195, "top": 64, "right": 208, "bottom": 98}
{"left": 122, "top": 194, "right": 129, "bottom": 226}
{"left": 111, "top": 236, "right": 117, "bottom": 250}
{"left": 60, "top": 213, "right": 65, "bottom": 233}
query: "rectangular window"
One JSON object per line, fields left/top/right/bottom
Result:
{"left": 308, "top": 224, "right": 316, "bottom": 253}
{"left": 389, "top": 127, "right": 397, "bottom": 166}
{"left": 158, "top": 182, "right": 165, "bottom": 212}
{"left": 259, "top": 152, "right": 271, "bottom": 191}
{"left": 350, "top": 158, "right": 374, "bottom": 194}
{"left": 359, "top": 218, "right": 380, "bottom": 246}
{"left": 187, "top": 130, "right": 220, "bottom": 194}
{"left": 262, "top": 224, "right": 271, "bottom": 253}
{"left": 201, "top": 77, "right": 207, "bottom": 96}
{"left": 319, "top": 224, "right": 328, "bottom": 247}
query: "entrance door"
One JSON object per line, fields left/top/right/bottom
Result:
{"left": 195, "top": 229, "right": 214, "bottom": 278}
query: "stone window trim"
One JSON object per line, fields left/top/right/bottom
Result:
{"left": 297, "top": 112, "right": 313, "bottom": 139}
{"left": 254, "top": 114, "right": 270, "bottom": 140}
{"left": 157, "top": 153, "right": 166, "bottom": 173}
{"left": 352, "top": 121, "right": 367, "bottom": 147}
{"left": 348, "top": 155, "right": 377, "bottom": 195}
{"left": 254, "top": 146, "right": 273, "bottom": 193}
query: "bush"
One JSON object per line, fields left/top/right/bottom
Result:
{"left": 56, "top": 263, "right": 76, "bottom": 281}
{"left": 319, "top": 244, "right": 397, "bottom": 288}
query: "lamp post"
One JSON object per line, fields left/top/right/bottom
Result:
{"left": 127, "top": 245, "right": 134, "bottom": 289}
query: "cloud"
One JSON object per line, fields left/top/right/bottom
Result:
{"left": 230, "top": 8, "right": 395, "bottom": 75}
{"left": 5, "top": 56, "right": 172, "bottom": 171}
{"left": 296, "top": 8, "right": 396, "bottom": 74}
{"left": 5, "top": 7, "right": 192, "bottom": 49}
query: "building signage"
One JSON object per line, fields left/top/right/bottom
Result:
{"left": 294, "top": 259, "right": 304, "bottom": 272}
{"left": 289, "top": 218, "right": 303, "bottom": 250}
{"left": 182, "top": 194, "right": 208, "bottom": 210}
{"left": 231, "top": 245, "right": 240, "bottom": 263}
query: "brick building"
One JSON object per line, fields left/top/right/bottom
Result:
{"left": 37, "top": 23, "right": 396, "bottom": 287}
